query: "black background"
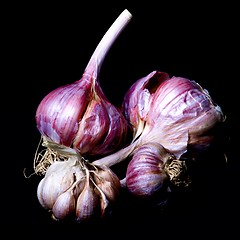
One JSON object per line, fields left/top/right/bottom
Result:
{"left": 2, "top": 1, "right": 239, "bottom": 239}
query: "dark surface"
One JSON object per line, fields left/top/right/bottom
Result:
{"left": 3, "top": 1, "right": 239, "bottom": 239}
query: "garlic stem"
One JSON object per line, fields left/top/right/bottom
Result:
{"left": 85, "top": 9, "right": 132, "bottom": 77}
{"left": 92, "top": 139, "right": 139, "bottom": 167}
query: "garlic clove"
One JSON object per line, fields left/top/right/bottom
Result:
{"left": 37, "top": 178, "right": 48, "bottom": 209}
{"left": 75, "top": 175, "right": 100, "bottom": 222}
{"left": 90, "top": 98, "right": 129, "bottom": 155}
{"left": 95, "top": 179, "right": 119, "bottom": 202}
{"left": 73, "top": 178, "right": 86, "bottom": 198}
{"left": 37, "top": 174, "right": 64, "bottom": 209}
{"left": 94, "top": 165, "right": 121, "bottom": 189}
{"left": 52, "top": 189, "right": 76, "bottom": 220}
{"left": 94, "top": 185, "right": 110, "bottom": 217}
{"left": 73, "top": 97, "right": 111, "bottom": 155}
{"left": 73, "top": 82, "right": 129, "bottom": 157}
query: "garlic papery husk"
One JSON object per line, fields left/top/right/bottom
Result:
{"left": 125, "top": 142, "right": 172, "bottom": 198}
{"left": 35, "top": 9, "right": 132, "bottom": 159}
{"left": 122, "top": 71, "right": 170, "bottom": 141}
{"left": 123, "top": 70, "right": 225, "bottom": 159}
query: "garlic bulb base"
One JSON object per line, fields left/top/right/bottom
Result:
{"left": 164, "top": 158, "right": 192, "bottom": 188}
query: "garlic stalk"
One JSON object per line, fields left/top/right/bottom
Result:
{"left": 85, "top": 9, "right": 132, "bottom": 78}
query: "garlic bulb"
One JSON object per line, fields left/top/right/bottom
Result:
{"left": 37, "top": 157, "right": 121, "bottom": 222}
{"left": 35, "top": 9, "right": 132, "bottom": 160}
{"left": 126, "top": 142, "right": 171, "bottom": 198}
{"left": 93, "top": 70, "right": 225, "bottom": 168}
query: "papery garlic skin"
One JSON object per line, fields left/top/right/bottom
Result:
{"left": 146, "top": 74, "right": 224, "bottom": 158}
{"left": 122, "top": 70, "right": 225, "bottom": 159}
{"left": 122, "top": 71, "right": 169, "bottom": 141}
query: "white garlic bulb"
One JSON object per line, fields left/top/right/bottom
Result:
{"left": 37, "top": 157, "right": 121, "bottom": 222}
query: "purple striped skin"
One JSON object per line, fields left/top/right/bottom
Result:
{"left": 72, "top": 80, "right": 128, "bottom": 156}
{"left": 91, "top": 81, "right": 128, "bottom": 155}
{"left": 73, "top": 94, "right": 111, "bottom": 154}
{"left": 36, "top": 74, "right": 93, "bottom": 147}
{"left": 148, "top": 76, "right": 213, "bottom": 123}
{"left": 126, "top": 142, "right": 169, "bottom": 197}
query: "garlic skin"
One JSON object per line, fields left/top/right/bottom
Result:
{"left": 122, "top": 71, "right": 169, "bottom": 141}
